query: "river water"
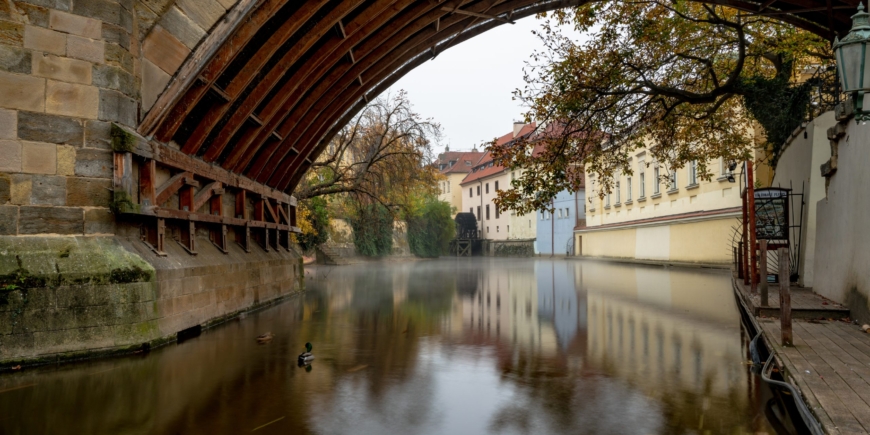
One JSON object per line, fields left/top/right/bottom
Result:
{"left": 0, "top": 258, "right": 778, "bottom": 434}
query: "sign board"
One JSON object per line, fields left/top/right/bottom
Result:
{"left": 754, "top": 188, "right": 790, "bottom": 241}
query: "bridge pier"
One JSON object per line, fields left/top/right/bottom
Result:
{"left": 0, "top": 0, "right": 303, "bottom": 368}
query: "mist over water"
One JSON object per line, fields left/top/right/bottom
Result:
{"left": 0, "top": 258, "right": 774, "bottom": 434}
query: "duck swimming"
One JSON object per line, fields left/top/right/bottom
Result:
{"left": 298, "top": 342, "right": 315, "bottom": 365}
{"left": 256, "top": 332, "right": 274, "bottom": 344}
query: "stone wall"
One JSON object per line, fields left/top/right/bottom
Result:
{"left": 0, "top": 234, "right": 302, "bottom": 367}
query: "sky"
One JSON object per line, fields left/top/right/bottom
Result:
{"left": 386, "top": 16, "right": 551, "bottom": 155}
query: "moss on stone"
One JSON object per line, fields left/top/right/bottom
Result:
{"left": 110, "top": 123, "right": 137, "bottom": 153}
{"left": 110, "top": 190, "right": 139, "bottom": 215}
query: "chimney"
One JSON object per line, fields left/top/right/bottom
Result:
{"left": 513, "top": 121, "right": 525, "bottom": 138}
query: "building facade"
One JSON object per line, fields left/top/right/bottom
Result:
{"left": 537, "top": 189, "right": 586, "bottom": 256}
{"left": 460, "top": 123, "right": 537, "bottom": 241}
{"left": 436, "top": 149, "right": 484, "bottom": 216}
{"left": 576, "top": 147, "right": 765, "bottom": 265}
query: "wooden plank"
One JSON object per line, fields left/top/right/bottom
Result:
{"left": 155, "top": 171, "right": 195, "bottom": 206}
{"left": 199, "top": 0, "right": 363, "bottom": 162}
{"left": 263, "top": 199, "right": 279, "bottom": 223}
{"left": 760, "top": 240, "right": 768, "bottom": 305}
{"left": 818, "top": 322, "right": 870, "bottom": 364}
{"left": 138, "top": 207, "right": 297, "bottom": 231}
{"left": 113, "top": 152, "right": 133, "bottom": 197}
{"left": 139, "top": 158, "right": 156, "bottom": 206}
{"left": 799, "top": 323, "right": 870, "bottom": 394}
{"left": 139, "top": 0, "right": 283, "bottom": 138}
{"left": 235, "top": 190, "right": 247, "bottom": 220}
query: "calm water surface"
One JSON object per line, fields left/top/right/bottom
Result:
{"left": 0, "top": 259, "right": 777, "bottom": 434}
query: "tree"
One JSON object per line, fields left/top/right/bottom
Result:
{"left": 490, "top": 0, "right": 831, "bottom": 215}
{"left": 295, "top": 196, "right": 330, "bottom": 252}
{"left": 407, "top": 196, "right": 456, "bottom": 258}
{"left": 350, "top": 203, "right": 394, "bottom": 257}
{"left": 294, "top": 91, "right": 441, "bottom": 210}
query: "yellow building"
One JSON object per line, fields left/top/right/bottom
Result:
{"left": 576, "top": 147, "right": 769, "bottom": 265}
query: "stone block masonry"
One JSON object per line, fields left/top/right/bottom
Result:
{"left": 0, "top": 0, "right": 303, "bottom": 368}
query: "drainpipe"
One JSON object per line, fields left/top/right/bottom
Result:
{"left": 551, "top": 198, "right": 555, "bottom": 258}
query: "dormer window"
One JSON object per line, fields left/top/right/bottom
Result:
{"left": 465, "top": 161, "right": 471, "bottom": 166}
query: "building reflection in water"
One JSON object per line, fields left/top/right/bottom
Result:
{"left": 0, "top": 259, "right": 768, "bottom": 435}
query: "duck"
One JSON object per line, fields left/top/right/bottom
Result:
{"left": 298, "top": 342, "right": 315, "bottom": 365}
{"left": 256, "top": 332, "right": 274, "bottom": 344}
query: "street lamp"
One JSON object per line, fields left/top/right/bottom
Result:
{"left": 834, "top": 1, "right": 870, "bottom": 122}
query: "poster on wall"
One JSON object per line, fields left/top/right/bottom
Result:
{"left": 754, "top": 188, "right": 790, "bottom": 241}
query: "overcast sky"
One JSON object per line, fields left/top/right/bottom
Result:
{"left": 387, "top": 16, "right": 551, "bottom": 154}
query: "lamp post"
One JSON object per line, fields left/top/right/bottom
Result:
{"left": 834, "top": 2, "right": 870, "bottom": 122}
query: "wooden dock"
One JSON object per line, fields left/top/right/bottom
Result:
{"left": 735, "top": 280, "right": 850, "bottom": 320}
{"left": 734, "top": 276, "right": 870, "bottom": 434}
{"left": 760, "top": 319, "right": 870, "bottom": 435}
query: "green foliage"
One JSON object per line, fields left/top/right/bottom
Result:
{"left": 297, "top": 197, "right": 330, "bottom": 252}
{"left": 738, "top": 68, "right": 812, "bottom": 169}
{"left": 350, "top": 203, "right": 394, "bottom": 257}
{"left": 407, "top": 197, "right": 455, "bottom": 258}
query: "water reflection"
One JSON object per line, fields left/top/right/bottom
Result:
{"left": 0, "top": 259, "right": 771, "bottom": 434}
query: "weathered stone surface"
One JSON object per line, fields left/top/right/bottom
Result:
{"left": 0, "top": 71, "right": 45, "bottom": 112}
{"left": 21, "top": 141, "right": 57, "bottom": 174}
{"left": 0, "top": 140, "right": 21, "bottom": 172}
{"left": 0, "top": 45, "right": 31, "bottom": 74}
{"left": 84, "top": 207, "right": 113, "bottom": 234}
{"left": 101, "top": 23, "right": 130, "bottom": 51}
{"left": 18, "top": 205, "right": 82, "bottom": 234}
{"left": 118, "top": 5, "right": 133, "bottom": 33}
{"left": 0, "top": 108, "right": 16, "bottom": 139}
{"left": 72, "top": 0, "right": 121, "bottom": 26}
{"left": 176, "top": 0, "right": 224, "bottom": 31}
{"left": 49, "top": 10, "right": 101, "bottom": 39}
{"left": 159, "top": 5, "right": 205, "bottom": 49}
{"left": 141, "top": 58, "right": 169, "bottom": 111}
{"left": 14, "top": 2, "right": 51, "bottom": 27}
{"left": 142, "top": 25, "right": 188, "bottom": 74}
{"left": 45, "top": 80, "right": 99, "bottom": 119}
{"left": 0, "top": 205, "right": 18, "bottom": 234}
{"left": 31, "top": 174, "right": 65, "bottom": 205}
{"left": 134, "top": 2, "right": 159, "bottom": 41}
{"left": 104, "top": 42, "right": 132, "bottom": 72}
{"left": 67, "top": 176, "right": 110, "bottom": 206}
{"left": 66, "top": 34, "right": 104, "bottom": 63}
{"left": 74, "top": 148, "right": 111, "bottom": 178}
{"left": 17, "top": 111, "right": 83, "bottom": 146}
{"left": 0, "top": 173, "right": 10, "bottom": 203}
{"left": 57, "top": 144, "right": 75, "bottom": 175}
{"left": 24, "top": 25, "right": 66, "bottom": 56}
{"left": 10, "top": 173, "right": 31, "bottom": 204}
{"left": 84, "top": 120, "right": 111, "bottom": 149}
{"left": 92, "top": 64, "right": 135, "bottom": 97}
{"left": 32, "top": 52, "right": 92, "bottom": 84}
{"left": 16, "top": 0, "right": 71, "bottom": 13}
{"left": 0, "top": 21, "right": 24, "bottom": 46}
{"left": 98, "top": 89, "right": 136, "bottom": 127}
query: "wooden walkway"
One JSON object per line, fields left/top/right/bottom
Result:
{"left": 761, "top": 319, "right": 870, "bottom": 435}
{"left": 735, "top": 280, "right": 850, "bottom": 319}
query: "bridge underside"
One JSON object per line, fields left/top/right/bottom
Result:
{"left": 140, "top": 0, "right": 855, "bottom": 195}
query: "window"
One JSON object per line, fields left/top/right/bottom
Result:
{"left": 606, "top": 193, "right": 611, "bottom": 207}
{"left": 495, "top": 207, "right": 500, "bottom": 219}
{"left": 558, "top": 209, "right": 562, "bottom": 218}
{"left": 511, "top": 172, "right": 516, "bottom": 180}
{"left": 615, "top": 182, "right": 621, "bottom": 203}
{"left": 486, "top": 226, "right": 489, "bottom": 233}
{"left": 688, "top": 161, "right": 698, "bottom": 185}
{"left": 470, "top": 207, "right": 473, "bottom": 215}
{"left": 447, "top": 182, "right": 450, "bottom": 193}
{"left": 640, "top": 172, "right": 646, "bottom": 197}
{"left": 466, "top": 160, "right": 472, "bottom": 166}
{"left": 626, "top": 177, "right": 632, "bottom": 201}
{"left": 477, "top": 206, "right": 481, "bottom": 221}
{"left": 496, "top": 226, "right": 499, "bottom": 233}
{"left": 719, "top": 157, "right": 726, "bottom": 176}
{"left": 486, "top": 205, "right": 490, "bottom": 220}
{"left": 495, "top": 181, "right": 499, "bottom": 191}
{"left": 469, "top": 188, "right": 472, "bottom": 198}
{"left": 476, "top": 186, "right": 480, "bottom": 195}
{"left": 540, "top": 211, "right": 544, "bottom": 220}
{"left": 565, "top": 208, "right": 570, "bottom": 218}
{"left": 669, "top": 170, "right": 677, "bottom": 191}
{"left": 654, "top": 167, "right": 660, "bottom": 194}
{"left": 485, "top": 183, "right": 489, "bottom": 194}
{"left": 507, "top": 225, "right": 510, "bottom": 232}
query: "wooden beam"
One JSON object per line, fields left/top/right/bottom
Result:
{"left": 193, "top": 181, "right": 224, "bottom": 212}
{"left": 113, "top": 151, "right": 133, "bottom": 200}
{"left": 139, "top": 158, "right": 156, "bottom": 206}
{"left": 155, "top": 171, "right": 197, "bottom": 207}
{"left": 235, "top": 190, "right": 247, "bottom": 219}
{"left": 142, "top": 0, "right": 275, "bottom": 140}
{"left": 441, "top": 6, "right": 514, "bottom": 23}
{"left": 197, "top": 0, "right": 363, "bottom": 162}
{"left": 263, "top": 199, "right": 280, "bottom": 223}
{"left": 220, "top": 0, "right": 423, "bottom": 173}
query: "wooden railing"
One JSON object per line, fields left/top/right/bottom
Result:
{"left": 111, "top": 124, "right": 300, "bottom": 256}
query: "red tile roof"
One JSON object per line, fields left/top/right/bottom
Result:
{"left": 460, "top": 123, "right": 538, "bottom": 185}
{"left": 437, "top": 151, "right": 485, "bottom": 174}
